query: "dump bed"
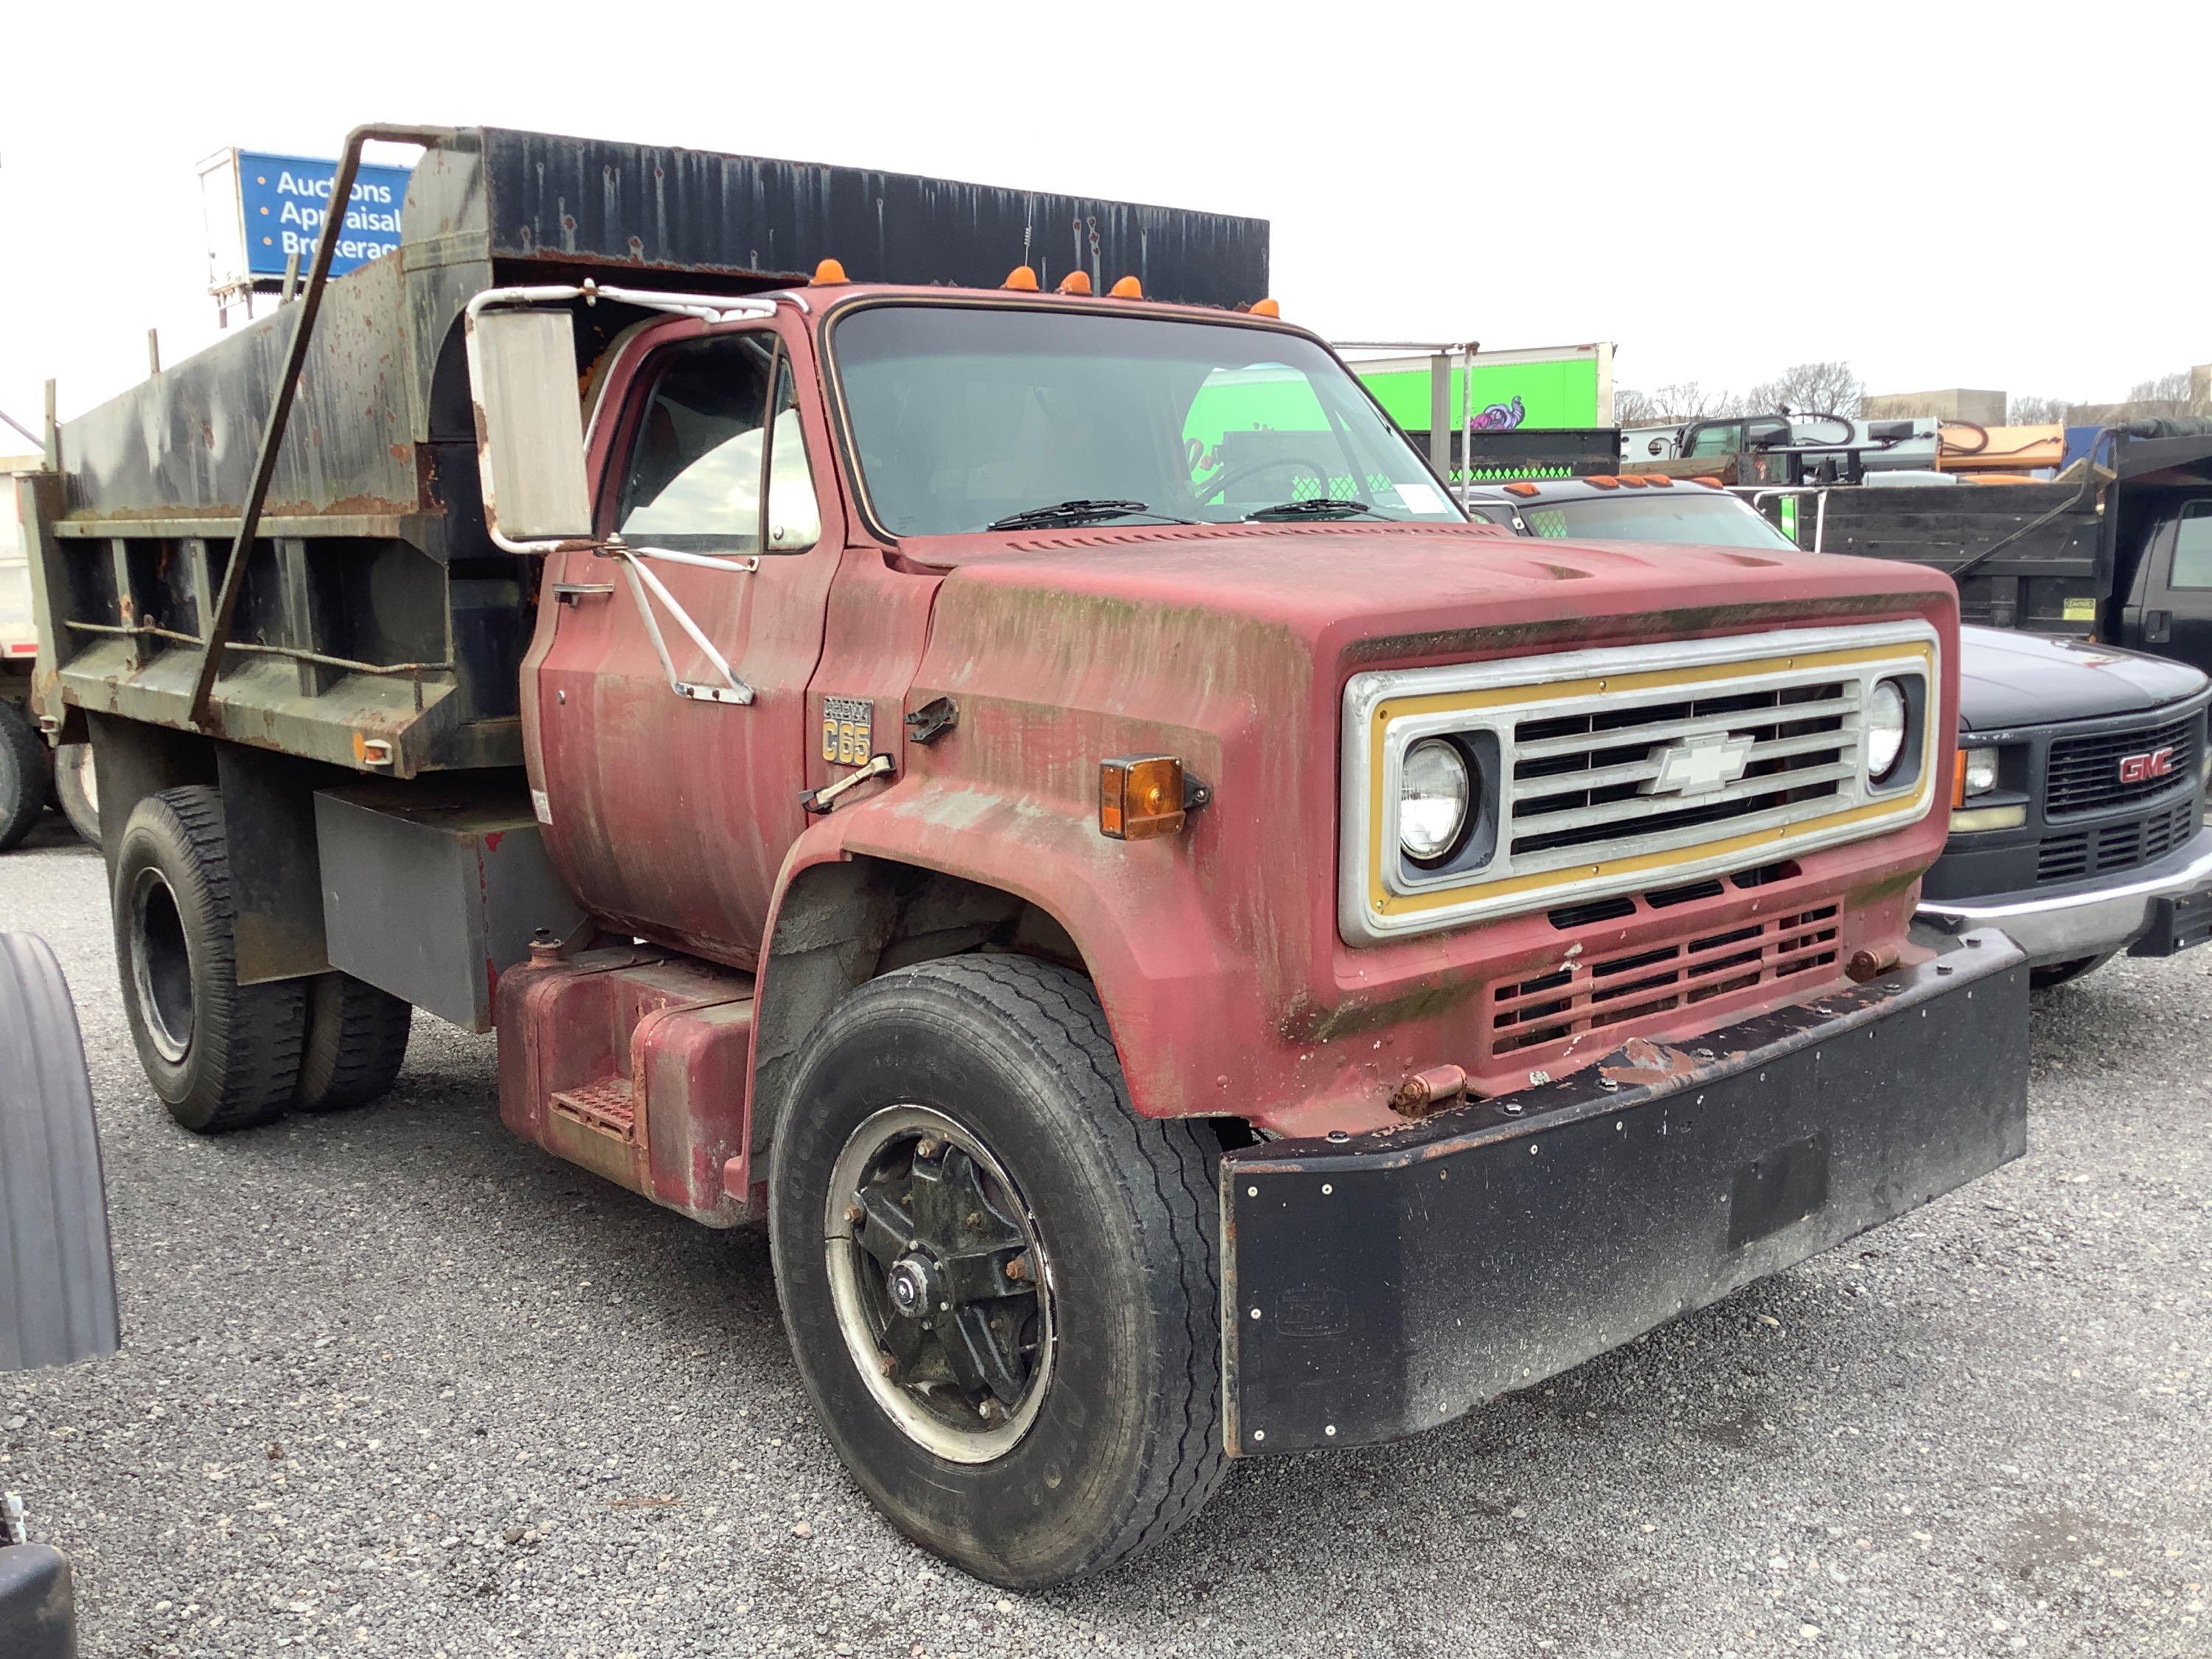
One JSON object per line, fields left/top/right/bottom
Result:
{"left": 20, "top": 128, "right": 1268, "bottom": 776}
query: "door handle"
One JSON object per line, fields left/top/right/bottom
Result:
{"left": 551, "top": 582, "right": 615, "bottom": 605}
{"left": 2146, "top": 609, "right": 2172, "bottom": 644}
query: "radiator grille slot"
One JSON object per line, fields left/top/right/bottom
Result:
{"left": 2036, "top": 798, "right": 2197, "bottom": 883}
{"left": 1492, "top": 903, "right": 1843, "bottom": 1060}
{"left": 2045, "top": 713, "right": 2201, "bottom": 818}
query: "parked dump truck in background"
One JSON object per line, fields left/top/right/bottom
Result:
{"left": 0, "top": 456, "right": 96, "bottom": 852}
{"left": 18, "top": 124, "right": 2032, "bottom": 1587}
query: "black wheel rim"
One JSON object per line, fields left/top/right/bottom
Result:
{"left": 128, "top": 866, "right": 193, "bottom": 1064}
{"left": 824, "top": 1105, "right": 1054, "bottom": 1463}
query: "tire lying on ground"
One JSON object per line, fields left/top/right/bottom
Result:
{"left": 52, "top": 742, "right": 100, "bottom": 850}
{"left": 293, "top": 972, "right": 412, "bottom": 1112}
{"left": 112, "top": 786, "right": 306, "bottom": 1133}
{"left": 769, "top": 955, "right": 1225, "bottom": 1590}
{"left": 0, "top": 699, "right": 50, "bottom": 853}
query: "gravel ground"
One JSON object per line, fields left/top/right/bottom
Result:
{"left": 2, "top": 815, "right": 2207, "bottom": 1658}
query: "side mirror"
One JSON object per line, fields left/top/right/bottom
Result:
{"left": 465, "top": 305, "right": 594, "bottom": 551}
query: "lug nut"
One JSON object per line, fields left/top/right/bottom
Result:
{"left": 964, "top": 1211, "right": 985, "bottom": 1230}
{"left": 844, "top": 1203, "right": 866, "bottom": 1227}
{"left": 977, "top": 1397, "right": 998, "bottom": 1422}
{"left": 876, "top": 1350, "right": 899, "bottom": 1379}
{"left": 914, "top": 1138, "right": 942, "bottom": 1160}
{"left": 1004, "top": 1253, "right": 1033, "bottom": 1283}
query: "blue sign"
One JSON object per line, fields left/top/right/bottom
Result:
{"left": 237, "top": 152, "right": 414, "bottom": 279}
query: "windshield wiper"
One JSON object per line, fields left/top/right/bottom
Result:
{"left": 1243, "top": 497, "right": 1382, "bottom": 522}
{"left": 986, "top": 499, "right": 1165, "bottom": 532}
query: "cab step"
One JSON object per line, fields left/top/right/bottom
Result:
{"left": 495, "top": 945, "right": 758, "bottom": 1224}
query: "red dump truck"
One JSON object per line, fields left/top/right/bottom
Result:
{"left": 17, "top": 125, "right": 2030, "bottom": 1587}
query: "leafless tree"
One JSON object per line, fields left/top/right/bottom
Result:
{"left": 2008, "top": 393, "right": 2072, "bottom": 424}
{"left": 1616, "top": 380, "right": 1743, "bottom": 425}
{"left": 1745, "top": 361, "right": 1862, "bottom": 418}
{"left": 2126, "top": 369, "right": 2194, "bottom": 404}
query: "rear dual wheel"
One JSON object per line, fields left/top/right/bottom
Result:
{"left": 0, "top": 698, "right": 49, "bottom": 852}
{"left": 769, "top": 956, "right": 1226, "bottom": 1588}
{"left": 114, "top": 786, "right": 409, "bottom": 1132}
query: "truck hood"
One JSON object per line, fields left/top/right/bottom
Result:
{"left": 1955, "top": 625, "right": 2210, "bottom": 731}
{"left": 909, "top": 522, "right": 1944, "bottom": 653}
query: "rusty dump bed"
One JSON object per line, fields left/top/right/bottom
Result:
{"left": 21, "top": 128, "right": 1268, "bottom": 776}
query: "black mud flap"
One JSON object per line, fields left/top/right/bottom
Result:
{"left": 1220, "top": 931, "right": 2028, "bottom": 1455}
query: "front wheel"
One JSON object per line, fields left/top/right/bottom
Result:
{"left": 768, "top": 956, "right": 1225, "bottom": 1588}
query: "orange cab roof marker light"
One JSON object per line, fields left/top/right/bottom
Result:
{"left": 1109, "top": 275, "right": 1143, "bottom": 299}
{"left": 1056, "top": 271, "right": 1093, "bottom": 296}
{"left": 1004, "top": 265, "right": 1040, "bottom": 292}
{"left": 810, "top": 258, "right": 848, "bottom": 286}
{"left": 1503, "top": 481, "right": 1541, "bottom": 497}
{"left": 1249, "top": 297, "right": 1280, "bottom": 317}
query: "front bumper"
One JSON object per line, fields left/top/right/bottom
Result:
{"left": 1219, "top": 930, "right": 2028, "bottom": 1456}
{"left": 1918, "top": 825, "right": 2212, "bottom": 967}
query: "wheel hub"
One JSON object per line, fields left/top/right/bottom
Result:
{"left": 824, "top": 1105, "right": 1054, "bottom": 1464}
{"left": 886, "top": 1253, "right": 942, "bottom": 1319}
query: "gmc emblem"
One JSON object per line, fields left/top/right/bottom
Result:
{"left": 2118, "top": 746, "right": 2177, "bottom": 785}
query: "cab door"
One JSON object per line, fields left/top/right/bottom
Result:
{"left": 2126, "top": 499, "right": 2212, "bottom": 678}
{"left": 528, "top": 319, "right": 841, "bottom": 962}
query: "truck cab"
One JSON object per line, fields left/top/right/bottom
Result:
{"left": 17, "top": 125, "right": 2031, "bottom": 1590}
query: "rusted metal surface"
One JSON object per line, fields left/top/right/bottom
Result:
{"left": 1389, "top": 1064, "right": 1468, "bottom": 1118}
{"left": 479, "top": 129, "right": 1266, "bottom": 304}
{"left": 495, "top": 949, "right": 757, "bottom": 1225}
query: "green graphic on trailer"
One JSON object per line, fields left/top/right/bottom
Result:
{"left": 1357, "top": 360, "right": 1603, "bottom": 432}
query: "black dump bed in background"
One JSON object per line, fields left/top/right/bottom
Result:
{"left": 1802, "top": 483, "right": 2104, "bottom": 635}
{"left": 24, "top": 127, "right": 1269, "bottom": 777}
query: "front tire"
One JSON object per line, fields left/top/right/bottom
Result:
{"left": 768, "top": 956, "right": 1225, "bottom": 1588}
{"left": 113, "top": 787, "right": 306, "bottom": 1133}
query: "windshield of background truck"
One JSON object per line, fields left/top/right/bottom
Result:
{"left": 1524, "top": 493, "right": 1801, "bottom": 552}
{"left": 831, "top": 305, "right": 1464, "bottom": 536}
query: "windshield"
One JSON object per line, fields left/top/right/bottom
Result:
{"left": 830, "top": 305, "right": 1464, "bottom": 536}
{"left": 1523, "top": 493, "right": 1800, "bottom": 552}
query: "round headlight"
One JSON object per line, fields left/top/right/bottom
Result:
{"left": 1399, "top": 739, "right": 1472, "bottom": 863}
{"left": 1866, "top": 679, "right": 1908, "bottom": 782}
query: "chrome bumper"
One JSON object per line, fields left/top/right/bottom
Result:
{"left": 1918, "top": 827, "right": 2212, "bottom": 966}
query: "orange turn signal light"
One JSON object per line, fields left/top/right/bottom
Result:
{"left": 810, "top": 257, "right": 849, "bottom": 286}
{"left": 1109, "top": 274, "right": 1143, "bottom": 299}
{"left": 1056, "top": 271, "right": 1093, "bottom": 296}
{"left": 1100, "top": 756, "right": 1200, "bottom": 841}
{"left": 1951, "top": 748, "right": 1967, "bottom": 809}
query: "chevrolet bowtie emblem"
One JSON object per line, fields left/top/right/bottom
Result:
{"left": 1642, "top": 731, "right": 1756, "bottom": 797}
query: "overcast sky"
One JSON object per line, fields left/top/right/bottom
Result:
{"left": 4, "top": 7, "right": 2206, "bottom": 435}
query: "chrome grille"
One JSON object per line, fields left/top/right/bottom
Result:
{"left": 1341, "top": 622, "right": 1941, "bottom": 942}
{"left": 1509, "top": 680, "right": 1860, "bottom": 867}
